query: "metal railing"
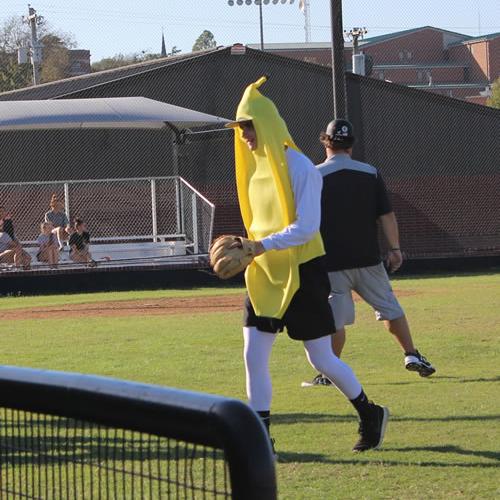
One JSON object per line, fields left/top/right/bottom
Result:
{"left": 0, "top": 176, "right": 215, "bottom": 257}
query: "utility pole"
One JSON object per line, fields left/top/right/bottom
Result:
{"left": 258, "top": 1, "right": 264, "bottom": 51}
{"left": 345, "top": 27, "right": 368, "bottom": 75}
{"left": 330, "top": 0, "right": 347, "bottom": 119}
{"left": 345, "top": 27, "right": 368, "bottom": 56}
{"left": 23, "top": 4, "right": 43, "bottom": 86}
{"left": 299, "top": 0, "right": 311, "bottom": 43}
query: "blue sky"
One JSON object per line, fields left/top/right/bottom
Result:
{"left": 2, "top": 1, "right": 499, "bottom": 62}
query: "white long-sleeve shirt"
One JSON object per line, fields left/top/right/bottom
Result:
{"left": 260, "top": 148, "right": 322, "bottom": 251}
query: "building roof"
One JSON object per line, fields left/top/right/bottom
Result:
{"left": 373, "top": 62, "right": 469, "bottom": 70}
{"left": 248, "top": 26, "right": 472, "bottom": 52}
{"left": 0, "top": 47, "right": 223, "bottom": 101}
{"left": 453, "top": 32, "right": 500, "bottom": 45}
{"left": 1, "top": 43, "right": 496, "bottom": 116}
{"left": 408, "top": 83, "right": 490, "bottom": 90}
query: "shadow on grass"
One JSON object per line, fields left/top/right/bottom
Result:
{"left": 276, "top": 450, "right": 500, "bottom": 468}
{"left": 370, "top": 375, "right": 500, "bottom": 385}
{"left": 273, "top": 413, "right": 500, "bottom": 424}
{"left": 384, "top": 445, "right": 500, "bottom": 461}
{"left": 0, "top": 434, "right": 225, "bottom": 466}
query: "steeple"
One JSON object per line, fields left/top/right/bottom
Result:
{"left": 161, "top": 29, "right": 167, "bottom": 57}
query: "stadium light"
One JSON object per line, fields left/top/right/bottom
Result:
{"left": 227, "top": 0, "right": 296, "bottom": 51}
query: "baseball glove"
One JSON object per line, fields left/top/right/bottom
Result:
{"left": 209, "top": 235, "right": 259, "bottom": 279}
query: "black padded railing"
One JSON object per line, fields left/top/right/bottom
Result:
{"left": 0, "top": 366, "right": 277, "bottom": 499}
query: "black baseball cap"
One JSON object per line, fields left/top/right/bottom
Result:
{"left": 325, "top": 119, "right": 355, "bottom": 145}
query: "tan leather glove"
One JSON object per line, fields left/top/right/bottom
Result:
{"left": 209, "top": 235, "right": 259, "bottom": 279}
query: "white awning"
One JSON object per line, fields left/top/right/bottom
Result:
{"left": 0, "top": 97, "right": 231, "bottom": 131}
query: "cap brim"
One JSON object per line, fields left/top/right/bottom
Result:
{"left": 224, "top": 118, "right": 253, "bottom": 129}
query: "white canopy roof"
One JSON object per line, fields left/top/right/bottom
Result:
{"left": 0, "top": 97, "right": 230, "bottom": 131}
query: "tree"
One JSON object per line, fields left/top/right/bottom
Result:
{"left": 0, "top": 57, "right": 31, "bottom": 92}
{"left": 40, "top": 34, "right": 70, "bottom": 83}
{"left": 91, "top": 51, "right": 164, "bottom": 72}
{"left": 192, "top": 30, "right": 217, "bottom": 52}
{"left": 0, "top": 15, "right": 32, "bottom": 53}
{"left": 0, "top": 14, "right": 76, "bottom": 90}
{"left": 169, "top": 46, "right": 182, "bottom": 57}
{"left": 487, "top": 78, "right": 500, "bottom": 109}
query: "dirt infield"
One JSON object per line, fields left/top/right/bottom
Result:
{"left": 2, "top": 294, "right": 245, "bottom": 320}
{"left": 2, "top": 289, "right": 417, "bottom": 321}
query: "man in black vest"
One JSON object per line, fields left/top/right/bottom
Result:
{"left": 303, "top": 119, "right": 435, "bottom": 387}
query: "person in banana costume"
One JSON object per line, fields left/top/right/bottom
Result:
{"left": 226, "top": 77, "right": 389, "bottom": 453}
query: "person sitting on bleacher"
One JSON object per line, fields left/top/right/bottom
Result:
{"left": 0, "top": 219, "right": 31, "bottom": 269}
{"left": 44, "top": 194, "right": 72, "bottom": 250}
{"left": 36, "top": 221, "right": 60, "bottom": 268}
{"left": 0, "top": 206, "right": 15, "bottom": 239}
{"left": 69, "top": 218, "right": 96, "bottom": 267}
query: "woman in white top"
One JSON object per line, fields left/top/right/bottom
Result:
{"left": 37, "top": 221, "right": 60, "bottom": 268}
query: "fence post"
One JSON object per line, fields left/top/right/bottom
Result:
{"left": 175, "top": 177, "right": 182, "bottom": 236}
{"left": 208, "top": 205, "right": 215, "bottom": 252}
{"left": 64, "top": 182, "right": 70, "bottom": 220}
{"left": 151, "top": 179, "right": 158, "bottom": 242}
{"left": 192, "top": 192, "right": 199, "bottom": 254}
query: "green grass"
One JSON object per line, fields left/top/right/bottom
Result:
{"left": 1, "top": 273, "right": 499, "bottom": 499}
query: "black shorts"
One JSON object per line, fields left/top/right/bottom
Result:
{"left": 243, "top": 256, "right": 336, "bottom": 341}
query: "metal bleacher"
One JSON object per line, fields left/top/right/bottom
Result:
{"left": 0, "top": 176, "right": 215, "bottom": 276}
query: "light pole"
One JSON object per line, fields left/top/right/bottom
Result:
{"left": 345, "top": 27, "right": 368, "bottom": 76}
{"left": 344, "top": 27, "right": 368, "bottom": 56}
{"left": 227, "top": 0, "right": 297, "bottom": 51}
{"left": 330, "top": 0, "right": 347, "bottom": 119}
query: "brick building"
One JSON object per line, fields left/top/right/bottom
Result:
{"left": 67, "top": 50, "right": 91, "bottom": 77}
{"left": 250, "top": 26, "right": 499, "bottom": 105}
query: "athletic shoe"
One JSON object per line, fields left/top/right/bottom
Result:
{"left": 352, "top": 403, "right": 389, "bottom": 452}
{"left": 301, "top": 373, "right": 333, "bottom": 387}
{"left": 405, "top": 350, "right": 436, "bottom": 377}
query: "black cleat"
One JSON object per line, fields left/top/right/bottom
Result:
{"left": 352, "top": 403, "right": 389, "bottom": 452}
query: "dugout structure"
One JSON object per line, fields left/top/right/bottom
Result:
{"left": 0, "top": 97, "right": 229, "bottom": 277}
{"left": 0, "top": 366, "right": 277, "bottom": 499}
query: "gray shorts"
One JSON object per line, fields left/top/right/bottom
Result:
{"left": 328, "top": 262, "right": 404, "bottom": 329}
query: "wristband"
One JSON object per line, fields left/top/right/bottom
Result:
{"left": 389, "top": 248, "right": 401, "bottom": 252}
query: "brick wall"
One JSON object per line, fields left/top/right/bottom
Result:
{"left": 361, "top": 28, "right": 449, "bottom": 64}
{"left": 487, "top": 37, "right": 500, "bottom": 81}
{"left": 387, "top": 174, "right": 499, "bottom": 257}
{"left": 204, "top": 172, "right": 500, "bottom": 260}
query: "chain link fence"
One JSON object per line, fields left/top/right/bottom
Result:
{"left": 0, "top": 1, "right": 498, "bottom": 273}
{"left": 0, "top": 176, "right": 214, "bottom": 271}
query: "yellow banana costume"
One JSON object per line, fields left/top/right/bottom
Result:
{"left": 230, "top": 76, "right": 325, "bottom": 319}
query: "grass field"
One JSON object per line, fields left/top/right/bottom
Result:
{"left": 1, "top": 272, "right": 499, "bottom": 499}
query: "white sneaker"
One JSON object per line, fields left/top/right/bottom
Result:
{"left": 405, "top": 350, "right": 436, "bottom": 377}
